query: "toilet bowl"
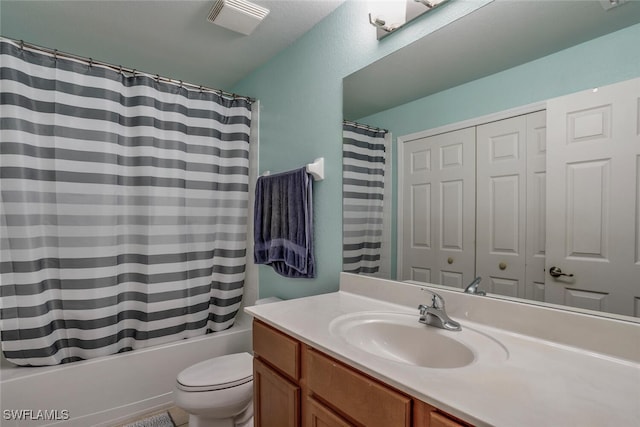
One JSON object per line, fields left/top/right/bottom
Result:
{"left": 173, "top": 352, "right": 254, "bottom": 427}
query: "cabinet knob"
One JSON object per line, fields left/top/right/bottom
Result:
{"left": 447, "top": 257, "right": 454, "bottom": 264}
{"left": 499, "top": 262, "right": 507, "bottom": 270}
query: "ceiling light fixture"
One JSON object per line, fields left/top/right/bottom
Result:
{"left": 368, "top": 14, "right": 399, "bottom": 34}
{"left": 415, "top": 0, "right": 437, "bottom": 9}
{"left": 369, "top": 0, "right": 450, "bottom": 40}
{"left": 600, "top": 0, "right": 628, "bottom": 10}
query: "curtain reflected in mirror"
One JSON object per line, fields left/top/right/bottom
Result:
{"left": 342, "top": 121, "right": 392, "bottom": 278}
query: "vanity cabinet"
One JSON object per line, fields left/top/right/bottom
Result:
{"left": 252, "top": 320, "right": 471, "bottom": 427}
{"left": 253, "top": 320, "right": 301, "bottom": 427}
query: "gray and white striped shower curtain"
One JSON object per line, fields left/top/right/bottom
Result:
{"left": 0, "top": 39, "right": 252, "bottom": 366}
{"left": 342, "top": 122, "right": 387, "bottom": 275}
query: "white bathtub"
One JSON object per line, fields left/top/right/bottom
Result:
{"left": 0, "top": 314, "right": 253, "bottom": 427}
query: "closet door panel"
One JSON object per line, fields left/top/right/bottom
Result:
{"left": 477, "top": 116, "right": 527, "bottom": 298}
{"left": 402, "top": 140, "right": 434, "bottom": 282}
{"left": 526, "top": 111, "right": 547, "bottom": 301}
{"left": 401, "top": 128, "right": 475, "bottom": 287}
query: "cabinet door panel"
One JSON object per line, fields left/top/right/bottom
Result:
{"left": 304, "top": 396, "right": 354, "bottom": 427}
{"left": 413, "top": 399, "right": 472, "bottom": 427}
{"left": 430, "top": 412, "right": 467, "bottom": 427}
{"left": 305, "top": 347, "right": 411, "bottom": 427}
{"left": 253, "top": 320, "right": 300, "bottom": 381}
{"left": 254, "top": 358, "right": 300, "bottom": 427}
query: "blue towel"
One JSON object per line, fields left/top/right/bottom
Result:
{"left": 254, "top": 167, "right": 316, "bottom": 278}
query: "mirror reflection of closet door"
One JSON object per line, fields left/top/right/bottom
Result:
{"left": 525, "top": 111, "right": 548, "bottom": 302}
{"left": 546, "top": 77, "right": 640, "bottom": 316}
{"left": 476, "top": 111, "right": 547, "bottom": 299}
{"left": 400, "top": 128, "right": 476, "bottom": 287}
{"left": 476, "top": 116, "right": 528, "bottom": 298}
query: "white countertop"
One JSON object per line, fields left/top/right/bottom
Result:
{"left": 245, "top": 275, "right": 640, "bottom": 427}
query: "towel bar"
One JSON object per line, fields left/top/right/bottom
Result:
{"left": 261, "top": 157, "right": 325, "bottom": 181}
{"left": 305, "top": 158, "right": 324, "bottom": 181}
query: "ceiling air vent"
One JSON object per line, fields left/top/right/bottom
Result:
{"left": 207, "top": 0, "right": 270, "bottom": 35}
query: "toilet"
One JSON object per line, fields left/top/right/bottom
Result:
{"left": 173, "top": 298, "right": 282, "bottom": 427}
{"left": 173, "top": 352, "right": 254, "bottom": 427}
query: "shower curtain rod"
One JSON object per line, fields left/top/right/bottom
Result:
{"left": 343, "top": 120, "right": 388, "bottom": 133}
{"left": 1, "top": 36, "right": 256, "bottom": 103}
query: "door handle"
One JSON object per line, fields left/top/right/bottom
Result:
{"left": 549, "top": 266, "right": 574, "bottom": 278}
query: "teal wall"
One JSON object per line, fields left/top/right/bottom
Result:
{"left": 233, "top": 0, "right": 491, "bottom": 299}
{"left": 359, "top": 22, "right": 640, "bottom": 279}
{"left": 362, "top": 22, "right": 640, "bottom": 132}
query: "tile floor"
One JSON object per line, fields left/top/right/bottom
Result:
{"left": 113, "top": 406, "right": 188, "bottom": 427}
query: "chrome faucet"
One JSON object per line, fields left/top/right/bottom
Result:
{"left": 418, "top": 293, "right": 461, "bottom": 331}
{"left": 464, "top": 276, "right": 486, "bottom": 296}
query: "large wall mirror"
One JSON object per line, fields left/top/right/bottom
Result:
{"left": 342, "top": 0, "right": 640, "bottom": 320}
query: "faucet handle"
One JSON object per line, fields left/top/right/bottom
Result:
{"left": 419, "top": 293, "right": 445, "bottom": 309}
{"left": 431, "top": 293, "right": 444, "bottom": 309}
{"left": 464, "top": 276, "right": 486, "bottom": 295}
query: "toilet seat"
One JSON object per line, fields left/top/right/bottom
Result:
{"left": 176, "top": 352, "right": 253, "bottom": 392}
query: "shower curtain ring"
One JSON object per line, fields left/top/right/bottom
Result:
{"left": 20, "top": 40, "right": 24, "bottom": 50}
{"left": 155, "top": 74, "right": 160, "bottom": 82}
{"left": 89, "top": 58, "right": 93, "bottom": 68}
{"left": 53, "top": 49, "right": 58, "bottom": 62}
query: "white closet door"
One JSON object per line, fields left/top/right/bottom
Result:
{"left": 400, "top": 128, "right": 476, "bottom": 287}
{"left": 525, "top": 111, "right": 547, "bottom": 301}
{"left": 476, "top": 116, "right": 528, "bottom": 298}
{"left": 546, "top": 77, "right": 640, "bottom": 316}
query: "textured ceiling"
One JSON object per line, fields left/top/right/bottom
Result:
{"left": 0, "top": 0, "right": 345, "bottom": 90}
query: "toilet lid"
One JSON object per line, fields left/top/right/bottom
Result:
{"left": 177, "top": 352, "right": 253, "bottom": 392}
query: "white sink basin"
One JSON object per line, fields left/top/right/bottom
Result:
{"left": 329, "top": 311, "right": 508, "bottom": 369}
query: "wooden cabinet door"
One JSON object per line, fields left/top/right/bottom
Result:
{"left": 304, "top": 396, "right": 354, "bottom": 427}
{"left": 305, "top": 347, "right": 411, "bottom": 427}
{"left": 413, "top": 400, "right": 471, "bottom": 427}
{"left": 253, "top": 320, "right": 300, "bottom": 382}
{"left": 254, "top": 358, "right": 300, "bottom": 427}
{"left": 429, "top": 412, "right": 467, "bottom": 427}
